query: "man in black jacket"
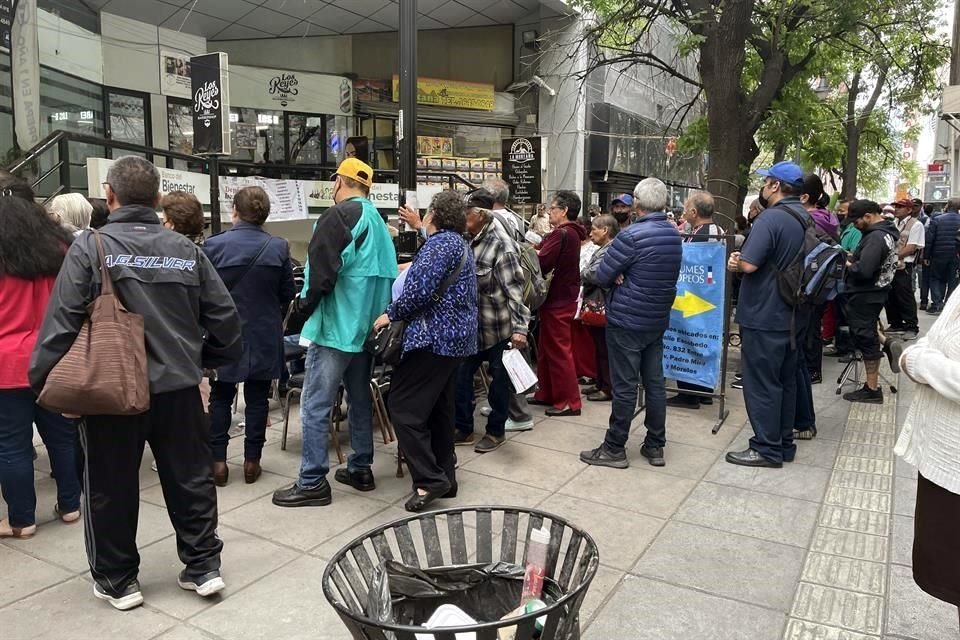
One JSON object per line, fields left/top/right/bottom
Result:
{"left": 842, "top": 199, "right": 899, "bottom": 404}
{"left": 30, "top": 156, "right": 243, "bottom": 611}
{"left": 925, "top": 198, "right": 960, "bottom": 314}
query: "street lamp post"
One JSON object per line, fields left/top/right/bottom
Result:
{"left": 398, "top": 0, "right": 417, "bottom": 214}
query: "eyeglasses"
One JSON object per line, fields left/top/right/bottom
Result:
{"left": 548, "top": 204, "right": 564, "bottom": 211}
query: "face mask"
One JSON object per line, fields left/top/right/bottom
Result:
{"left": 418, "top": 227, "right": 428, "bottom": 240}
{"left": 757, "top": 187, "right": 769, "bottom": 209}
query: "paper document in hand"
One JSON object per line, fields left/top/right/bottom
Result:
{"left": 503, "top": 347, "right": 538, "bottom": 394}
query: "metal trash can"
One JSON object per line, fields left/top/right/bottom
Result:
{"left": 322, "top": 506, "right": 600, "bottom": 640}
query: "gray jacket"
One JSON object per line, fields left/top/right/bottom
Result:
{"left": 30, "top": 205, "right": 243, "bottom": 395}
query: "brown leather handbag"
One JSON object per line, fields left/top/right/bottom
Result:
{"left": 38, "top": 231, "right": 150, "bottom": 416}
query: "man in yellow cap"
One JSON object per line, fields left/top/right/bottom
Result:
{"left": 273, "top": 158, "right": 398, "bottom": 508}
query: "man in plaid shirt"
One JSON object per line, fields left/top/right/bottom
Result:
{"left": 454, "top": 189, "right": 531, "bottom": 454}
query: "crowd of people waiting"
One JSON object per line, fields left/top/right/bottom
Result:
{"left": 1, "top": 154, "right": 959, "bottom": 615}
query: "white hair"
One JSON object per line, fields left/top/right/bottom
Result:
{"left": 48, "top": 193, "right": 93, "bottom": 230}
{"left": 633, "top": 177, "right": 668, "bottom": 213}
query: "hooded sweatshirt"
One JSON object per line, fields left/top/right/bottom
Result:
{"left": 845, "top": 220, "right": 899, "bottom": 299}
{"left": 808, "top": 207, "right": 840, "bottom": 241}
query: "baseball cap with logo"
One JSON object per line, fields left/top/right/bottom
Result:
{"left": 336, "top": 158, "right": 374, "bottom": 187}
{"left": 894, "top": 198, "right": 913, "bottom": 208}
{"left": 756, "top": 161, "right": 804, "bottom": 188}
{"left": 612, "top": 193, "right": 634, "bottom": 206}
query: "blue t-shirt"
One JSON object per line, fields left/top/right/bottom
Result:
{"left": 736, "top": 198, "right": 806, "bottom": 331}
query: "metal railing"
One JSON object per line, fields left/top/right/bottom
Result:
{"left": 7, "top": 130, "right": 480, "bottom": 233}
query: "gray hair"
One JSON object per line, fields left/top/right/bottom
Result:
{"left": 105, "top": 156, "right": 160, "bottom": 207}
{"left": 688, "top": 190, "right": 715, "bottom": 220}
{"left": 48, "top": 193, "right": 93, "bottom": 230}
{"left": 482, "top": 178, "right": 510, "bottom": 207}
{"left": 592, "top": 214, "right": 620, "bottom": 238}
{"left": 633, "top": 177, "right": 668, "bottom": 213}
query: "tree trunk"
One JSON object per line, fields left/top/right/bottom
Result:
{"left": 843, "top": 124, "right": 860, "bottom": 200}
{"left": 773, "top": 142, "right": 787, "bottom": 164}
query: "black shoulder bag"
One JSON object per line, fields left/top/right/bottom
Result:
{"left": 366, "top": 246, "right": 468, "bottom": 365}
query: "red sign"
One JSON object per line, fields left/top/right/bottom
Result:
{"left": 665, "top": 137, "right": 677, "bottom": 157}
{"left": 928, "top": 163, "right": 946, "bottom": 174}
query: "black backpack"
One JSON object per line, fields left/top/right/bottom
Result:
{"left": 775, "top": 204, "right": 846, "bottom": 308}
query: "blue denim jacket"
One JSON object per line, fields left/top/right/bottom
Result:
{"left": 387, "top": 230, "right": 478, "bottom": 359}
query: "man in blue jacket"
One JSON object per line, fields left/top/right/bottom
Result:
{"left": 579, "top": 178, "right": 682, "bottom": 469}
{"left": 924, "top": 198, "right": 960, "bottom": 314}
{"left": 725, "top": 161, "right": 807, "bottom": 468}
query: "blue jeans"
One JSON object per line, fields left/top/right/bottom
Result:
{"left": 455, "top": 340, "right": 510, "bottom": 438}
{"left": 298, "top": 345, "right": 373, "bottom": 489}
{"left": 604, "top": 327, "right": 667, "bottom": 452}
{"left": 741, "top": 328, "right": 798, "bottom": 464}
{"left": 929, "top": 259, "right": 959, "bottom": 309}
{"left": 0, "top": 389, "right": 81, "bottom": 527}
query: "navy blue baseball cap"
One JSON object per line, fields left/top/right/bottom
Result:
{"left": 756, "top": 161, "right": 804, "bottom": 187}
{"left": 612, "top": 193, "right": 634, "bottom": 206}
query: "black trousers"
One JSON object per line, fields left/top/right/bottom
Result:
{"left": 803, "top": 304, "right": 826, "bottom": 378}
{"left": 885, "top": 265, "right": 918, "bottom": 331}
{"left": 80, "top": 386, "right": 221, "bottom": 592}
{"left": 389, "top": 350, "right": 463, "bottom": 493}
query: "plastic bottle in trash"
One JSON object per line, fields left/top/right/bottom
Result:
{"left": 520, "top": 526, "right": 551, "bottom": 604}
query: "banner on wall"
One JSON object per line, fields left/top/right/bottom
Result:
{"left": 190, "top": 52, "right": 231, "bottom": 156}
{"left": 662, "top": 242, "right": 727, "bottom": 390}
{"left": 160, "top": 49, "right": 193, "bottom": 100}
{"left": 392, "top": 75, "right": 495, "bottom": 111}
{"left": 12, "top": 0, "right": 40, "bottom": 150}
{"left": 229, "top": 64, "right": 353, "bottom": 116}
{"left": 220, "top": 176, "right": 309, "bottom": 221}
{"left": 87, "top": 158, "right": 443, "bottom": 216}
{"left": 87, "top": 158, "right": 212, "bottom": 204}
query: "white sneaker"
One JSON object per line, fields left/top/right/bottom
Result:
{"left": 480, "top": 405, "right": 492, "bottom": 417}
{"left": 505, "top": 418, "right": 534, "bottom": 432}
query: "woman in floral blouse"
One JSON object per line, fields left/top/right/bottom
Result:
{"left": 374, "top": 191, "right": 478, "bottom": 512}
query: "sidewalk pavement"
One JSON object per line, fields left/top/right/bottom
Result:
{"left": 2, "top": 319, "right": 956, "bottom": 639}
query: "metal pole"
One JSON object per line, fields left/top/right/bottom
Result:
{"left": 209, "top": 156, "right": 221, "bottom": 234}
{"left": 57, "top": 138, "right": 71, "bottom": 193}
{"left": 398, "top": 0, "right": 417, "bottom": 214}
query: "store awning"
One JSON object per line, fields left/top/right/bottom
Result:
{"left": 357, "top": 100, "right": 520, "bottom": 127}
{"left": 87, "top": 0, "right": 562, "bottom": 40}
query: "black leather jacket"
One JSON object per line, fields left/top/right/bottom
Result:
{"left": 30, "top": 205, "right": 243, "bottom": 395}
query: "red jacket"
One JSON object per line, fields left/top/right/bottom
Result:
{"left": 0, "top": 274, "right": 57, "bottom": 389}
{"left": 538, "top": 221, "right": 587, "bottom": 308}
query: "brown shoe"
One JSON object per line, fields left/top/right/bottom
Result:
{"left": 212, "top": 461, "right": 229, "bottom": 487}
{"left": 243, "top": 460, "right": 262, "bottom": 484}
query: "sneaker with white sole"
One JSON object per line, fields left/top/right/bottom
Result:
{"left": 93, "top": 580, "right": 144, "bottom": 611}
{"left": 178, "top": 569, "right": 226, "bottom": 597}
{"left": 504, "top": 418, "right": 534, "bottom": 432}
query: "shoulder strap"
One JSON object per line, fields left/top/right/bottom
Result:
{"left": 92, "top": 230, "right": 113, "bottom": 297}
{"left": 430, "top": 243, "right": 468, "bottom": 303}
{"left": 229, "top": 236, "right": 272, "bottom": 292}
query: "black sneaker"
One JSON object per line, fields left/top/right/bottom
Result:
{"left": 666, "top": 394, "right": 701, "bottom": 409}
{"left": 178, "top": 569, "right": 225, "bottom": 597}
{"left": 884, "top": 339, "right": 905, "bottom": 374}
{"left": 730, "top": 379, "right": 743, "bottom": 390}
{"left": 272, "top": 480, "right": 332, "bottom": 507}
{"left": 579, "top": 444, "right": 628, "bottom": 469}
{"left": 843, "top": 384, "right": 884, "bottom": 404}
{"left": 640, "top": 444, "right": 665, "bottom": 467}
{"left": 334, "top": 467, "right": 376, "bottom": 492}
{"left": 93, "top": 580, "right": 144, "bottom": 611}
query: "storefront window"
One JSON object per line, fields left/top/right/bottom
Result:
{"left": 416, "top": 121, "right": 508, "bottom": 186}
{"left": 287, "top": 113, "right": 324, "bottom": 165}
{"left": 106, "top": 90, "right": 150, "bottom": 158}
{"left": 0, "top": 53, "right": 14, "bottom": 165}
{"left": 229, "top": 108, "right": 283, "bottom": 164}
{"left": 38, "top": 66, "right": 105, "bottom": 195}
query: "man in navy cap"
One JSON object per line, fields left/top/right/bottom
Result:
{"left": 610, "top": 194, "right": 634, "bottom": 227}
{"left": 725, "top": 161, "right": 809, "bottom": 468}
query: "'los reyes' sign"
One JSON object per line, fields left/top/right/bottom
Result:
{"left": 190, "top": 52, "right": 231, "bottom": 155}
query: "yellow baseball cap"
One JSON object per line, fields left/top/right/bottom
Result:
{"left": 336, "top": 157, "right": 374, "bottom": 187}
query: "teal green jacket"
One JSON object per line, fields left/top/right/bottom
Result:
{"left": 840, "top": 224, "right": 862, "bottom": 253}
{"left": 297, "top": 196, "right": 397, "bottom": 353}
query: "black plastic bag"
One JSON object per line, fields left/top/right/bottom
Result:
{"left": 368, "top": 560, "right": 573, "bottom": 635}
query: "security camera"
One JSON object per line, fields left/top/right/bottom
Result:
{"left": 531, "top": 75, "right": 557, "bottom": 97}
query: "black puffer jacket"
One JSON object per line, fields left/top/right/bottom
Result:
{"left": 30, "top": 205, "right": 243, "bottom": 395}
{"left": 925, "top": 211, "right": 960, "bottom": 262}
